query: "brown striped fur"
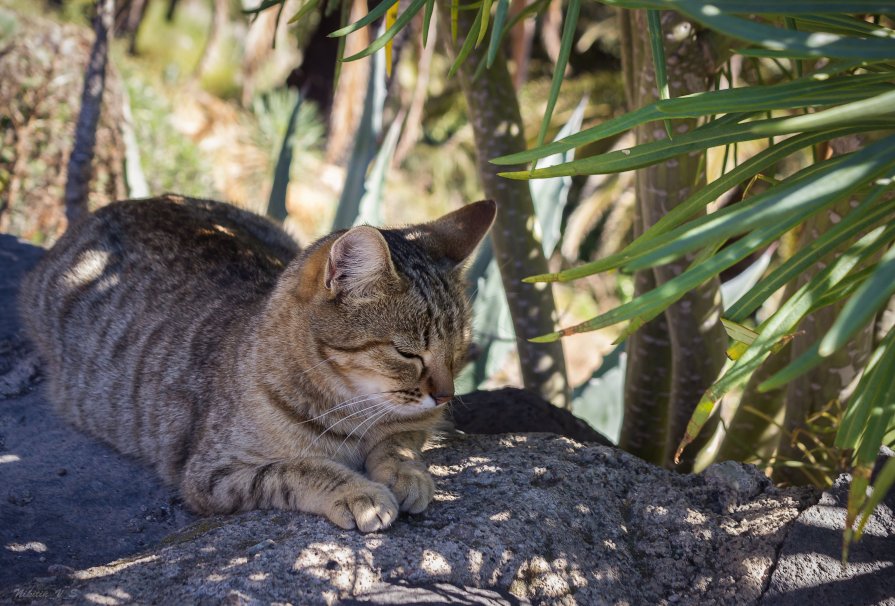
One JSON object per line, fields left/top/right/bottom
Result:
{"left": 20, "top": 194, "right": 496, "bottom": 532}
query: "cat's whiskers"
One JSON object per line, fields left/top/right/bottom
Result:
{"left": 319, "top": 402, "right": 393, "bottom": 460}
{"left": 295, "top": 391, "right": 390, "bottom": 426}
{"left": 346, "top": 404, "right": 398, "bottom": 459}
{"left": 329, "top": 400, "right": 397, "bottom": 461}
{"left": 294, "top": 355, "right": 339, "bottom": 377}
{"left": 303, "top": 398, "right": 392, "bottom": 454}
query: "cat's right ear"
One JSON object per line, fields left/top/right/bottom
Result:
{"left": 324, "top": 226, "right": 397, "bottom": 297}
{"left": 422, "top": 199, "right": 497, "bottom": 268}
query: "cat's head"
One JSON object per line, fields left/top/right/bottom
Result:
{"left": 294, "top": 200, "right": 496, "bottom": 415}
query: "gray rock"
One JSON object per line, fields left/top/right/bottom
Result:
{"left": 762, "top": 451, "right": 895, "bottom": 606}
{"left": 448, "top": 387, "right": 612, "bottom": 446}
{"left": 9, "top": 434, "right": 809, "bottom": 605}
{"left": 702, "top": 460, "right": 770, "bottom": 509}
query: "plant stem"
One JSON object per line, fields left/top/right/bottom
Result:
{"left": 618, "top": 9, "right": 728, "bottom": 470}
{"left": 439, "top": 1, "right": 570, "bottom": 407}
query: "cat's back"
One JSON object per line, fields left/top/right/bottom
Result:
{"left": 19, "top": 195, "right": 299, "bottom": 472}
{"left": 70, "top": 194, "right": 298, "bottom": 282}
{"left": 22, "top": 195, "right": 299, "bottom": 339}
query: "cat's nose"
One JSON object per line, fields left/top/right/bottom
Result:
{"left": 433, "top": 392, "right": 454, "bottom": 406}
{"left": 427, "top": 361, "right": 454, "bottom": 405}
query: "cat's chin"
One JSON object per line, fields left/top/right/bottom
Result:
{"left": 391, "top": 395, "right": 437, "bottom": 416}
{"left": 418, "top": 394, "right": 437, "bottom": 410}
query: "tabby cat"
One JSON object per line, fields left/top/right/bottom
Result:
{"left": 20, "top": 195, "right": 496, "bottom": 532}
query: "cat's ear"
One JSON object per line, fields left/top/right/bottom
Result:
{"left": 422, "top": 199, "right": 497, "bottom": 267}
{"left": 324, "top": 226, "right": 397, "bottom": 296}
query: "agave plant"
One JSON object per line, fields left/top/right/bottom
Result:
{"left": 493, "top": 2, "right": 895, "bottom": 556}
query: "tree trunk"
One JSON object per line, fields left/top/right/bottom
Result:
{"left": 165, "top": 0, "right": 180, "bottom": 22}
{"left": 194, "top": 0, "right": 229, "bottom": 79}
{"left": 439, "top": 3, "right": 570, "bottom": 407}
{"left": 772, "top": 199, "right": 876, "bottom": 485}
{"left": 113, "top": 0, "right": 149, "bottom": 54}
{"left": 617, "top": 9, "right": 728, "bottom": 470}
{"left": 65, "top": 0, "right": 114, "bottom": 226}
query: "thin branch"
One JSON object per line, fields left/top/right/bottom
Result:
{"left": 65, "top": 0, "right": 114, "bottom": 225}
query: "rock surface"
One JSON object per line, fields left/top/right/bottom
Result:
{"left": 447, "top": 387, "right": 612, "bottom": 446}
{"left": 8, "top": 434, "right": 810, "bottom": 605}
{"left": 762, "top": 450, "right": 895, "bottom": 606}
{"left": 0, "top": 234, "right": 197, "bottom": 590}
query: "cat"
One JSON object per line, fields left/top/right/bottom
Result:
{"left": 19, "top": 194, "right": 496, "bottom": 532}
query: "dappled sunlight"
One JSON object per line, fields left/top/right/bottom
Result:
{"left": 73, "top": 555, "right": 159, "bottom": 581}
{"left": 431, "top": 491, "right": 460, "bottom": 501}
{"left": 420, "top": 549, "right": 452, "bottom": 576}
{"left": 84, "top": 588, "right": 132, "bottom": 605}
{"left": 510, "top": 554, "right": 589, "bottom": 601}
{"left": 61, "top": 249, "right": 110, "bottom": 290}
{"left": 5, "top": 541, "right": 47, "bottom": 553}
{"left": 488, "top": 510, "right": 512, "bottom": 522}
{"left": 223, "top": 556, "right": 249, "bottom": 570}
{"left": 294, "top": 541, "right": 378, "bottom": 594}
{"left": 0, "top": 435, "right": 821, "bottom": 603}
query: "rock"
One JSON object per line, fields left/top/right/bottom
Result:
{"left": 762, "top": 450, "right": 895, "bottom": 606}
{"left": 45, "top": 564, "right": 74, "bottom": 578}
{"left": 6, "top": 489, "right": 33, "bottom": 507}
{"left": 9, "top": 434, "right": 809, "bottom": 605}
{"left": 702, "top": 460, "right": 771, "bottom": 509}
{"left": 246, "top": 539, "right": 276, "bottom": 555}
{"left": 0, "top": 335, "right": 40, "bottom": 399}
{"left": 449, "top": 387, "right": 612, "bottom": 446}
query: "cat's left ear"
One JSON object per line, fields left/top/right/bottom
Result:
{"left": 324, "top": 226, "right": 398, "bottom": 297}
{"left": 421, "top": 199, "right": 497, "bottom": 267}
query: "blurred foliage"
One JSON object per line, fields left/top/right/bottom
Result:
{"left": 134, "top": 0, "right": 240, "bottom": 97}
{"left": 0, "top": 6, "right": 126, "bottom": 243}
{"left": 250, "top": 88, "right": 324, "bottom": 168}
{"left": 117, "top": 61, "right": 218, "bottom": 197}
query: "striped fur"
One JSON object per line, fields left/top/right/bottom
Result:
{"left": 20, "top": 195, "right": 495, "bottom": 532}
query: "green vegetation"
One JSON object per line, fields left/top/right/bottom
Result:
{"left": 497, "top": 2, "right": 895, "bottom": 554}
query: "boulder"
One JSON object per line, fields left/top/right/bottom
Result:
{"left": 5, "top": 432, "right": 811, "bottom": 605}
{"left": 762, "top": 449, "right": 895, "bottom": 605}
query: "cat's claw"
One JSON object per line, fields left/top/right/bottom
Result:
{"left": 329, "top": 483, "right": 399, "bottom": 532}
{"left": 374, "top": 462, "right": 435, "bottom": 514}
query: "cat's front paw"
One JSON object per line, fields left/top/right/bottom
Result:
{"left": 328, "top": 481, "right": 399, "bottom": 533}
{"left": 370, "top": 461, "right": 434, "bottom": 514}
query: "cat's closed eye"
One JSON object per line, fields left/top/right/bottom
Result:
{"left": 393, "top": 345, "right": 421, "bottom": 362}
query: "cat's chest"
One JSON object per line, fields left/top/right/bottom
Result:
{"left": 253, "top": 414, "right": 377, "bottom": 469}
